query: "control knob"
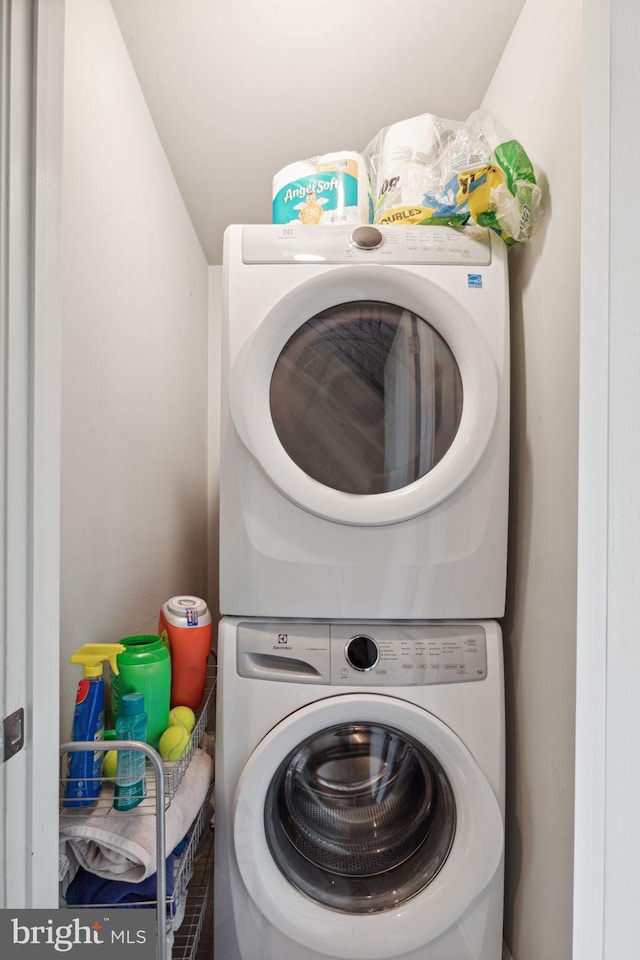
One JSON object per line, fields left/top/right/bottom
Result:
{"left": 349, "top": 226, "right": 384, "bottom": 250}
{"left": 345, "top": 634, "right": 379, "bottom": 671}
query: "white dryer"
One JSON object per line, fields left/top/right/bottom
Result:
{"left": 220, "top": 223, "right": 509, "bottom": 619}
{"left": 214, "top": 616, "right": 505, "bottom": 960}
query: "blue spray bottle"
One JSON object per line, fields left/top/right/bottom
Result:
{"left": 63, "top": 643, "right": 125, "bottom": 807}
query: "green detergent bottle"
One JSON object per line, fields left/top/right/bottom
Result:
{"left": 110, "top": 635, "right": 171, "bottom": 749}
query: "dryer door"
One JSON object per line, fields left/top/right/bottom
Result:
{"left": 233, "top": 694, "right": 503, "bottom": 960}
{"left": 229, "top": 265, "right": 499, "bottom": 525}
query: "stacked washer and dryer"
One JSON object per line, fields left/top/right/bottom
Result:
{"left": 214, "top": 223, "right": 509, "bottom": 960}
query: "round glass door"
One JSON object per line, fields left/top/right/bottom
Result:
{"left": 264, "top": 721, "right": 456, "bottom": 913}
{"left": 233, "top": 693, "right": 503, "bottom": 958}
{"left": 269, "top": 301, "right": 463, "bottom": 496}
{"left": 229, "top": 266, "right": 498, "bottom": 525}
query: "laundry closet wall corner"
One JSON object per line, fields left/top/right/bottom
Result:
{"left": 482, "top": 1, "right": 582, "bottom": 958}
{"left": 208, "top": 264, "right": 223, "bottom": 624}
{"left": 60, "top": 0, "right": 210, "bottom": 742}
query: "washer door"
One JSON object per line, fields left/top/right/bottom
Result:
{"left": 233, "top": 694, "right": 503, "bottom": 960}
{"left": 229, "top": 265, "right": 498, "bottom": 525}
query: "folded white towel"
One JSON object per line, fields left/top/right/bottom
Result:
{"left": 60, "top": 747, "right": 213, "bottom": 883}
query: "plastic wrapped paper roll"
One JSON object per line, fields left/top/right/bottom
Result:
{"left": 272, "top": 151, "right": 371, "bottom": 225}
{"left": 365, "top": 110, "right": 543, "bottom": 243}
{"left": 366, "top": 114, "right": 467, "bottom": 227}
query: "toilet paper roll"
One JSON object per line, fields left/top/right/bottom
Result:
{"left": 272, "top": 151, "right": 371, "bottom": 225}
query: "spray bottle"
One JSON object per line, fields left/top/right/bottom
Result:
{"left": 64, "top": 643, "right": 125, "bottom": 808}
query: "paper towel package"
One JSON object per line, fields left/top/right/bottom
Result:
{"left": 272, "top": 151, "right": 371, "bottom": 225}
{"left": 364, "top": 110, "right": 542, "bottom": 243}
{"left": 365, "top": 113, "right": 470, "bottom": 227}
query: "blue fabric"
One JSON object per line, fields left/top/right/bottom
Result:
{"left": 66, "top": 852, "right": 175, "bottom": 910}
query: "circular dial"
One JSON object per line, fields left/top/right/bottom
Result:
{"left": 345, "top": 634, "right": 379, "bottom": 671}
{"left": 349, "top": 226, "right": 384, "bottom": 250}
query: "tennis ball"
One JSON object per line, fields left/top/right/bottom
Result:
{"left": 158, "top": 725, "right": 190, "bottom": 761}
{"left": 102, "top": 750, "right": 118, "bottom": 780}
{"left": 168, "top": 706, "right": 196, "bottom": 733}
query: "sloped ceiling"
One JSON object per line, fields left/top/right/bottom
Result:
{"left": 111, "top": 0, "right": 525, "bottom": 263}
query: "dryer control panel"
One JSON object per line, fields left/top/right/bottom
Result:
{"left": 236, "top": 621, "right": 487, "bottom": 686}
{"left": 240, "top": 223, "right": 492, "bottom": 266}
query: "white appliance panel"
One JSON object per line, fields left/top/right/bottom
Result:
{"left": 241, "top": 222, "right": 493, "bottom": 265}
{"left": 214, "top": 617, "right": 505, "bottom": 960}
{"left": 220, "top": 224, "right": 509, "bottom": 619}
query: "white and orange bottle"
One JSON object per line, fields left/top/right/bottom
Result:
{"left": 159, "top": 596, "right": 212, "bottom": 711}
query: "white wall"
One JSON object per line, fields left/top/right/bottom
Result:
{"left": 60, "top": 0, "right": 210, "bottom": 741}
{"left": 208, "top": 265, "right": 222, "bottom": 622}
{"left": 575, "top": 4, "right": 640, "bottom": 958}
{"left": 482, "top": 2, "right": 582, "bottom": 958}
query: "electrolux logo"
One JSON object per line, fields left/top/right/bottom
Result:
{"left": 0, "top": 910, "right": 155, "bottom": 958}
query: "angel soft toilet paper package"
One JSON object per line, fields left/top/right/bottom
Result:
{"left": 272, "top": 151, "right": 371, "bottom": 225}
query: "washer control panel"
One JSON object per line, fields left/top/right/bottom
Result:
{"left": 241, "top": 223, "right": 492, "bottom": 266}
{"left": 236, "top": 622, "right": 487, "bottom": 686}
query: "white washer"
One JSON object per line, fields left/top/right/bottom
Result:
{"left": 220, "top": 224, "right": 510, "bottom": 619}
{"left": 214, "top": 617, "right": 505, "bottom": 960}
